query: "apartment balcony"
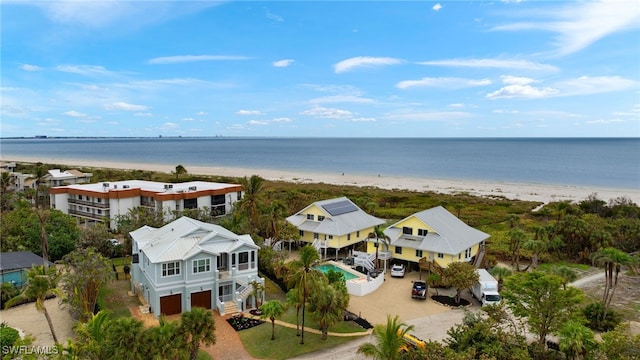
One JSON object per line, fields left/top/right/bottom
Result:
{"left": 68, "top": 209, "right": 109, "bottom": 221}
{"left": 68, "top": 198, "right": 110, "bottom": 209}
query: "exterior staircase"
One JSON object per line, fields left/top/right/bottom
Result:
{"left": 224, "top": 302, "right": 239, "bottom": 315}
{"left": 418, "top": 257, "right": 446, "bottom": 286}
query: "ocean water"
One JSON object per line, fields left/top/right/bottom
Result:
{"left": 1, "top": 137, "right": 638, "bottom": 190}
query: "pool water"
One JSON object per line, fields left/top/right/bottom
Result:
{"left": 315, "top": 263, "right": 360, "bottom": 281}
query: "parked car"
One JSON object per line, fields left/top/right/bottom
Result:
{"left": 411, "top": 280, "right": 428, "bottom": 300}
{"left": 391, "top": 264, "right": 405, "bottom": 278}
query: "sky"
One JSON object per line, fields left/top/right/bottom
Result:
{"left": 1, "top": 0, "right": 639, "bottom": 138}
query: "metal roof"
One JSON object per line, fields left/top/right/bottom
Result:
{"left": 286, "top": 197, "right": 384, "bottom": 236}
{"left": 385, "top": 206, "right": 489, "bottom": 255}
{"left": 0, "top": 251, "right": 53, "bottom": 272}
{"left": 131, "top": 217, "right": 258, "bottom": 263}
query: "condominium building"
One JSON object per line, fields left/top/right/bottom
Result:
{"left": 50, "top": 180, "right": 243, "bottom": 229}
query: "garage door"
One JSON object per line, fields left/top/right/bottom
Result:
{"left": 190, "top": 290, "right": 212, "bottom": 309}
{"left": 160, "top": 294, "right": 182, "bottom": 316}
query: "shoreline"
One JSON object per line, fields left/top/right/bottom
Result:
{"left": 3, "top": 156, "right": 639, "bottom": 204}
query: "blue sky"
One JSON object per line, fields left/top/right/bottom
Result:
{"left": 2, "top": 1, "right": 639, "bottom": 138}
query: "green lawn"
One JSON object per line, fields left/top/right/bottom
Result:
{"left": 238, "top": 320, "right": 368, "bottom": 360}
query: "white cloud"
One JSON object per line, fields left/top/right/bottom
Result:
{"left": 557, "top": 76, "right": 637, "bottom": 96}
{"left": 64, "top": 110, "right": 87, "bottom": 117}
{"left": 384, "top": 111, "right": 472, "bottom": 122}
{"left": 334, "top": 56, "right": 404, "bottom": 73}
{"left": 56, "top": 65, "right": 114, "bottom": 76}
{"left": 236, "top": 110, "right": 263, "bottom": 116}
{"left": 397, "top": 77, "right": 491, "bottom": 89}
{"left": 271, "top": 117, "right": 292, "bottom": 123}
{"left": 248, "top": 120, "right": 269, "bottom": 126}
{"left": 181, "top": 117, "right": 195, "bottom": 121}
{"left": 418, "top": 58, "right": 557, "bottom": 71}
{"left": 266, "top": 11, "right": 284, "bottom": 22}
{"left": 148, "top": 55, "right": 251, "bottom": 64}
{"left": 21, "top": 64, "right": 43, "bottom": 72}
{"left": 300, "top": 106, "right": 354, "bottom": 119}
{"left": 135, "top": 112, "right": 153, "bottom": 117}
{"left": 351, "top": 117, "right": 376, "bottom": 122}
{"left": 196, "top": 111, "right": 208, "bottom": 116}
{"left": 104, "top": 102, "right": 149, "bottom": 111}
{"left": 310, "top": 95, "right": 375, "bottom": 104}
{"left": 432, "top": 3, "right": 442, "bottom": 11}
{"left": 273, "top": 59, "right": 295, "bottom": 67}
{"left": 487, "top": 84, "right": 558, "bottom": 99}
{"left": 501, "top": 75, "right": 537, "bottom": 85}
{"left": 492, "top": 1, "right": 640, "bottom": 56}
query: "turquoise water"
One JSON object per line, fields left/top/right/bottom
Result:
{"left": 315, "top": 263, "right": 360, "bottom": 281}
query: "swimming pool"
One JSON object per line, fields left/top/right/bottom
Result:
{"left": 315, "top": 263, "right": 361, "bottom": 281}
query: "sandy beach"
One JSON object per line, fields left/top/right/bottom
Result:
{"left": 4, "top": 156, "right": 639, "bottom": 205}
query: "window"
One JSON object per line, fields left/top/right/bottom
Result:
{"left": 356, "top": 231, "right": 360, "bottom": 237}
{"left": 299, "top": 230, "right": 304, "bottom": 237}
{"left": 162, "top": 262, "right": 181, "bottom": 277}
{"left": 78, "top": 195, "right": 83, "bottom": 200}
{"left": 314, "top": 233, "right": 319, "bottom": 240}
{"left": 415, "top": 250, "right": 423, "bottom": 258}
{"left": 318, "top": 215, "right": 325, "bottom": 221}
{"left": 328, "top": 235, "right": 333, "bottom": 239}
{"left": 347, "top": 234, "right": 351, "bottom": 241}
{"left": 465, "top": 248, "right": 472, "bottom": 258}
{"left": 193, "top": 259, "right": 210, "bottom": 274}
{"left": 97, "top": 198, "right": 102, "bottom": 203}
{"left": 184, "top": 198, "right": 198, "bottom": 209}
{"left": 237, "top": 191, "right": 242, "bottom": 200}
{"left": 402, "top": 227, "right": 413, "bottom": 235}
{"left": 238, "top": 252, "right": 249, "bottom": 270}
{"left": 211, "top": 194, "right": 225, "bottom": 205}
{"left": 306, "top": 214, "right": 314, "bottom": 220}
{"left": 437, "top": 253, "right": 444, "bottom": 259}
{"left": 418, "top": 229, "right": 428, "bottom": 236}
{"left": 395, "top": 247, "right": 403, "bottom": 254}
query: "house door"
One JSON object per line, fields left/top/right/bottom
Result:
{"left": 160, "top": 294, "right": 182, "bottom": 316}
{"left": 191, "top": 290, "right": 212, "bottom": 309}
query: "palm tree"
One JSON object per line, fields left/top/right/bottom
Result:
{"left": 285, "top": 288, "right": 303, "bottom": 336}
{"left": 266, "top": 200, "right": 287, "bottom": 241}
{"left": 488, "top": 266, "right": 512, "bottom": 291}
{"left": 29, "top": 165, "right": 49, "bottom": 208}
{"left": 592, "top": 247, "right": 633, "bottom": 311}
{"left": 179, "top": 307, "right": 216, "bottom": 360}
{"left": 34, "top": 208, "right": 51, "bottom": 270}
{"left": 286, "top": 244, "right": 321, "bottom": 345}
{"left": 103, "top": 317, "right": 146, "bottom": 360}
{"left": 145, "top": 316, "right": 186, "bottom": 360}
{"left": 73, "top": 309, "right": 111, "bottom": 359}
{"left": 260, "top": 300, "right": 285, "bottom": 340}
{"left": 308, "top": 280, "right": 348, "bottom": 340}
{"left": 357, "top": 314, "right": 414, "bottom": 360}
{"left": 5, "top": 265, "right": 62, "bottom": 343}
{"left": 367, "top": 225, "right": 390, "bottom": 271}
{"left": 249, "top": 279, "right": 264, "bottom": 308}
{"left": 551, "top": 266, "right": 578, "bottom": 290}
{"left": 558, "top": 320, "right": 597, "bottom": 360}
{"left": 174, "top": 164, "right": 187, "bottom": 179}
{"left": 507, "top": 228, "right": 527, "bottom": 271}
{"left": 238, "top": 175, "right": 264, "bottom": 235}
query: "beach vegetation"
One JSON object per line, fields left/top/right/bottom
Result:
{"left": 285, "top": 244, "right": 322, "bottom": 344}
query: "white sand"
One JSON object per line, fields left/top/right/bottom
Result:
{"left": 4, "top": 156, "right": 639, "bottom": 205}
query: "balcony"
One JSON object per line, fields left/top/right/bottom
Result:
{"left": 68, "top": 198, "right": 110, "bottom": 209}
{"left": 68, "top": 208, "right": 109, "bottom": 221}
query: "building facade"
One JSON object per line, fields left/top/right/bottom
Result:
{"left": 286, "top": 197, "right": 385, "bottom": 259}
{"left": 130, "top": 216, "right": 262, "bottom": 317}
{"left": 49, "top": 180, "right": 243, "bottom": 230}
{"left": 368, "top": 206, "right": 489, "bottom": 270}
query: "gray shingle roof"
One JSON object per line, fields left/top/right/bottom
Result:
{"left": 286, "top": 197, "right": 384, "bottom": 236}
{"left": 0, "top": 251, "right": 53, "bottom": 272}
{"left": 131, "top": 217, "right": 257, "bottom": 263}
{"left": 385, "top": 206, "right": 489, "bottom": 255}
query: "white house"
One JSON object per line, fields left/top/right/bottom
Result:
{"left": 130, "top": 216, "right": 262, "bottom": 317}
{"left": 44, "top": 169, "right": 92, "bottom": 187}
{"left": 49, "top": 180, "right": 243, "bottom": 230}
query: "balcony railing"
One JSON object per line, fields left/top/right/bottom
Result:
{"left": 68, "top": 198, "right": 110, "bottom": 209}
{"left": 68, "top": 209, "right": 109, "bottom": 220}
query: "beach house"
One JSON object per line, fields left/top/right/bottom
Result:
{"left": 130, "top": 216, "right": 262, "bottom": 317}
{"left": 286, "top": 197, "right": 385, "bottom": 261}
{"left": 370, "top": 206, "right": 489, "bottom": 274}
{"left": 49, "top": 180, "right": 243, "bottom": 230}
{"left": 44, "top": 169, "right": 93, "bottom": 187}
